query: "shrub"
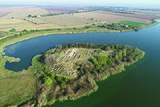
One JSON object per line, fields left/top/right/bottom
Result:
{"left": 43, "top": 76, "right": 53, "bottom": 86}
{"left": 50, "top": 73, "right": 55, "bottom": 79}
{"left": 9, "top": 28, "right": 16, "bottom": 32}
{"left": 60, "top": 81, "right": 67, "bottom": 89}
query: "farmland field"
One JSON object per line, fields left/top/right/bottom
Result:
{"left": 98, "top": 11, "right": 155, "bottom": 20}
{"left": 0, "top": 12, "right": 11, "bottom": 18}
{"left": 0, "top": 19, "right": 35, "bottom": 31}
{"left": 25, "top": 14, "right": 95, "bottom": 27}
{"left": 44, "top": 6, "right": 84, "bottom": 14}
{"left": 0, "top": 6, "right": 48, "bottom": 19}
{"left": 74, "top": 11, "right": 152, "bottom": 23}
{"left": 0, "top": 6, "right": 155, "bottom": 32}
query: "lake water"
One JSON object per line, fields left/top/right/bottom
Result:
{"left": 4, "top": 23, "right": 160, "bottom": 107}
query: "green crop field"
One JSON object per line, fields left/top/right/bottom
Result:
{"left": 116, "top": 20, "right": 147, "bottom": 27}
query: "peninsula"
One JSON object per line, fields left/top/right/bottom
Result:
{"left": 27, "top": 44, "right": 145, "bottom": 106}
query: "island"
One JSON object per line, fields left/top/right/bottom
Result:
{"left": 25, "top": 43, "right": 145, "bottom": 106}
{"left": 3, "top": 56, "right": 21, "bottom": 63}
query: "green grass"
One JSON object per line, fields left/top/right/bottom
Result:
{"left": 116, "top": 20, "right": 147, "bottom": 27}
{"left": 0, "top": 32, "right": 6, "bottom": 37}
{"left": 0, "top": 73, "right": 37, "bottom": 106}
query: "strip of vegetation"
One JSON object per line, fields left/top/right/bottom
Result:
{"left": 116, "top": 20, "right": 147, "bottom": 27}
{"left": 96, "top": 23, "right": 137, "bottom": 31}
{"left": 115, "top": 20, "right": 148, "bottom": 31}
{"left": 0, "top": 31, "right": 9, "bottom": 38}
{"left": 25, "top": 43, "right": 145, "bottom": 107}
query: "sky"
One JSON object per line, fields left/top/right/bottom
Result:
{"left": 0, "top": 0, "right": 160, "bottom": 8}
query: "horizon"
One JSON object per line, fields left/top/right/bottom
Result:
{"left": 0, "top": 4, "right": 160, "bottom": 10}
{"left": 0, "top": 0, "right": 160, "bottom": 9}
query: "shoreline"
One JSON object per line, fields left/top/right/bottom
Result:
{"left": 0, "top": 21, "right": 157, "bottom": 73}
